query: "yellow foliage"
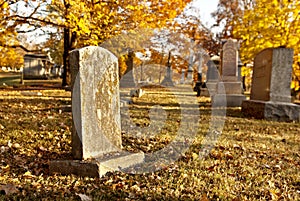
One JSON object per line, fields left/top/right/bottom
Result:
{"left": 233, "top": 0, "right": 300, "bottom": 89}
{"left": 51, "top": 0, "right": 191, "bottom": 48}
{"left": 0, "top": 1, "right": 23, "bottom": 67}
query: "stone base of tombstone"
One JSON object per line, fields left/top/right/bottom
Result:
{"left": 50, "top": 152, "right": 144, "bottom": 177}
{"left": 212, "top": 82, "right": 246, "bottom": 107}
{"left": 161, "top": 77, "right": 174, "bottom": 87}
{"left": 220, "top": 82, "right": 243, "bottom": 94}
{"left": 242, "top": 100, "right": 300, "bottom": 122}
{"left": 206, "top": 82, "right": 218, "bottom": 97}
{"left": 200, "top": 88, "right": 210, "bottom": 97}
{"left": 120, "top": 71, "right": 136, "bottom": 88}
{"left": 130, "top": 88, "right": 144, "bottom": 98}
{"left": 213, "top": 94, "right": 246, "bottom": 107}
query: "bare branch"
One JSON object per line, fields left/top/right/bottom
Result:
{"left": 0, "top": 43, "right": 41, "bottom": 53}
{"left": 10, "top": 15, "right": 65, "bottom": 28}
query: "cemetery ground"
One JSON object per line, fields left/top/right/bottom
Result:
{"left": 0, "top": 87, "right": 299, "bottom": 200}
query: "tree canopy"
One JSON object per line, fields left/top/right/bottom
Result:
{"left": 231, "top": 0, "right": 300, "bottom": 90}
{"left": 211, "top": 0, "right": 300, "bottom": 91}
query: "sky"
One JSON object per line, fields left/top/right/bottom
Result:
{"left": 190, "top": 0, "right": 220, "bottom": 28}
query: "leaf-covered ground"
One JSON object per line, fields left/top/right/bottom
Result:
{"left": 0, "top": 88, "right": 299, "bottom": 200}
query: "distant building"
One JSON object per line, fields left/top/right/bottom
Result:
{"left": 23, "top": 54, "right": 51, "bottom": 79}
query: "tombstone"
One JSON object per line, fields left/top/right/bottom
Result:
{"left": 212, "top": 39, "right": 246, "bottom": 107}
{"left": 161, "top": 51, "right": 174, "bottom": 86}
{"left": 50, "top": 46, "right": 144, "bottom": 177}
{"left": 180, "top": 69, "right": 185, "bottom": 84}
{"left": 196, "top": 53, "right": 209, "bottom": 96}
{"left": 205, "top": 56, "right": 220, "bottom": 97}
{"left": 120, "top": 50, "right": 136, "bottom": 88}
{"left": 186, "top": 65, "right": 193, "bottom": 83}
{"left": 186, "top": 47, "right": 194, "bottom": 84}
{"left": 161, "top": 66, "right": 174, "bottom": 86}
{"left": 242, "top": 47, "right": 300, "bottom": 121}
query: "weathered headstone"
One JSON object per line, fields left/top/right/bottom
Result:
{"left": 180, "top": 69, "right": 185, "bottom": 84}
{"left": 205, "top": 56, "right": 220, "bottom": 97}
{"left": 242, "top": 47, "right": 300, "bottom": 121}
{"left": 212, "top": 39, "right": 246, "bottom": 106}
{"left": 196, "top": 52, "right": 209, "bottom": 97}
{"left": 50, "top": 46, "right": 144, "bottom": 177}
{"left": 161, "top": 52, "right": 174, "bottom": 87}
{"left": 186, "top": 47, "right": 194, "bottom": 84}
{"left": 120, "top": 50, "right": 136, "bottom": 88}
{"left": 161, "top": 66, "right": 174, "bottom": 86}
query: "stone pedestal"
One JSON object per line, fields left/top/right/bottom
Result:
{"left": 120, "top": 50, "right": 136, "bottom": 88}
{"left": 120, "top": 71, "right": 136, "bottom": 88}
{"left": 161, "top": 66, "right": 174, "bottom": 87}
{"left": 205, "top": 82, "right": 217, "bottom": 97}
{"left": 49, "top": 46, "right": 144, "bottom": 177}
{"left": 50, "top": 152, "right": 144, "bottom": 177}
{"left": 212, "top": 39, "right": 246, "bottom": 107}
{"left": 242, "top": 100, "right": 300, "bottom": 122}
{"left": 205, "top": 59, "right": 220, "bottom": 97}
{"left": 214, "top": 94, "right": 246, "bottom": 107}
{"left": 213, "top": 82, "right": 246, "bottom": 106}
{"left": 242, "top": 47, "right": 300, "bottom": 122}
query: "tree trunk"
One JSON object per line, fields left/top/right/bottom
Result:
{"left": 62, "top": 28, "right": 71, "bottom": 87}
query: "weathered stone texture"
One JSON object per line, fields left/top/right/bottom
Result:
{"left": 70, "top": 46, "right": 121, "bottom": 160}
{"left": 242, "top": 47, "right": 300, "bottom": 122}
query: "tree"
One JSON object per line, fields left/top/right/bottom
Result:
{"left": 232, "top": 0, "right": 300, "bottom": 91}
{"left": 0, "top": 1, "right": 23, "bottom": 67}
{"left": 0, "top": 0, "right": 58, "bottom": 71}
{"left": 41, "top": 32, "right": 64, "bottom": 65}
{"left": 211, "top": 0, "right": 253, "bottom": 39}
{"left": 171, "top": 8, "right": 219, "bottom": 55}
{"left": 48, "top": 0, "right": 193, "bottom": 86}
{"left": 0, "top": 47, "right": 23, "bottom": 69}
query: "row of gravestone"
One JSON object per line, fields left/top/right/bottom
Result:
{"left": 242, "top": 47, "right": 300, "bottom": 122}
{"left": 49, "top": 43, "right": 300, "bottom": 178}
{"left": 198, "top": 38, "right": 300, "bottom": 122}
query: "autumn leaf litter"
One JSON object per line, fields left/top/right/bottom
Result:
{"left": 0, "top": 89, "right": 299, "bottom": 200}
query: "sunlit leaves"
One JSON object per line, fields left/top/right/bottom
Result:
{"left": 21, "top": 0, "right": 192, "bottom": 85}
{"left": 232, "top": 0, "right": 300, "bottom": 90}
{"left": 0, "top": 89, "right": 299, "bottom": 199}
{"left": 0, "top": 47, "right": 24, "bottom": 68}
{"left": 49, "top": 0, "right": 192, "bottom": 49}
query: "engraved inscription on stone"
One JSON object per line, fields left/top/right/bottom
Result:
{"left": 251, "top": 49, "right": 272, "bottom": 101}
{"left": 251, "top": 48, "right": 293, "bottom": 102}
{"left": 222, "top": 48, "right": 237, "bottom": 76}
{"left": 255, "top": 59, "right": 269, "bottom": 78}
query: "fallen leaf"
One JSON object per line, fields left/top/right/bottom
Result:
{"left": 200, "top": 193, "right": 209, "bottom": 201}
{"left": 75, "top": 193, "right": 92, "bottom": 201}
{"left": 1, "top": 165, "right": 10, "bottom": 172}
{"left": 13, "top": 143, "right": 20, "bottom": 149}
{"left": 192, "top": 152, "right": 199, "bottom": 160}
{"left": 23, "top": 171, "right": 35, "bottom": 179}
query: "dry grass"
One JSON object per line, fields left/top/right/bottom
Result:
{"left": 0, "top": 88, "right": 299, "bottom": 200}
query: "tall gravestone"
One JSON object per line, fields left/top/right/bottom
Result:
{"left": 161, "top": 66, "right": 174, "bottom": 86}
{"left": 186, "top": 48, "right": 194, "bottom": 84}
{"left": 50, "top": 46, "right": 144, "bottom": 177}
{"left": 213, "top": 39, "right": 246, "bottom": 106}
{"left": 120, "top": 50, "right": 136, "bottom": 88}
{"left": 180, "top": 69, "right": 185, "bottom": 84}
{"left": 242, "top": 47, "right": 300, "bottom": 121}
{"left": 206, "top": 56, "right": 220, "bottom": 97}
{"left": 161, "top": 52, "right": 174, "bottom": 87}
